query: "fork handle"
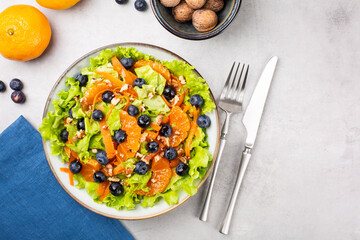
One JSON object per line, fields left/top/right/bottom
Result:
{"left": 220, "top": 147, "right": 252, "bottom": 234}
{"left": 199, "top": 112, "right": 232, "bottom": 222}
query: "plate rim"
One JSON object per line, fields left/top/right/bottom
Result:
{"left": 41, "top": 42, "right": 220, "bottom": 220}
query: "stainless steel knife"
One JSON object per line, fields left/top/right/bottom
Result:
{"left": 220, "top": 56, "right": 278, "bottom": 234}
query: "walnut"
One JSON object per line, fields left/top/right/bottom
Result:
{"left": 154, "top": 114, "right": 164, "bottom": 126}
{"left": 148, "top": 92, "right": 155, "bottom": 99}
{"left": 179, "top": 75, "right": 186, "bottom": 85}
{"left": 139, "top": 104, "right": 146, "bottom": 112}
{"left": 108, "top": 176, "right": 120, "bottom": 182}
{"left": 140, "top": 132, "right": 148, "bottom": 142}
{"left": 171, "top": 95, "right": 180, "bottom": 106}
{"left": 105, "top": 164, "right": 113, "bottom": 176}
{"left": 192, "top": 9, "right": 218, "bottom": 32}
{"left": 111, "top": 97, "right": 120, "bottom": 105}
{"left": 185, "top": 0, "right": 206, "bottom": 9}
{"left": 120, "top": 84, "right": 129, "bottom": 92}
{"left": 66, "top": 117, "right": 73, "bottom": 124}
{"left": 203, "top": 0, "right": 224, "bottom": 12}
{"left": 92, "top": 149, "right": 98, "bottom": 154}
{"left": 160, "top": 0, "right": 181, "bottom": 7}
{"left": 75, "top": 130, "right": 85, "bottom": 139}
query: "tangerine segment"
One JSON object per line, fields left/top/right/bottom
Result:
{"left": 168, "top": 106, "right": 190, "bottom": 147}
{"left": 133, "top": 60, "right": 171, "bottom": 81}
{"left": 0, "top": 5, "right": 52, "bottom": 61}
{"left": 119, "top": 110, "right": 142, "bottom": 158}
{"left": 81, "top": 82, "right": 113, "bottom": 110}
{"left": 136, "top": 157, "right": 172, "bottom": 196}
{"left": 80, "top": 164, "right": 96, "bottom": 182}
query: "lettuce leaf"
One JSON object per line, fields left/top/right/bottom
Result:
{"left": 162, "top": 60, "right": 216, "bottom": 114}
{"left": 134, "top": 65, "right": 166, "bottom": 94}
{"left": 134, "top": 85, "right": 156, "bottom": 100}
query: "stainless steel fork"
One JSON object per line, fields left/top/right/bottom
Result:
{"left": 199, "top": 62, "right": 249, "bottom": 222}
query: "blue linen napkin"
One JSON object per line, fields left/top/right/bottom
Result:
{"left": 0, "top": 116, "right": 134, "bottom": 240}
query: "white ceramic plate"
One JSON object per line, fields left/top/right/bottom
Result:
{"left": 42, "top": 43, "right": 220, "bottom": 220}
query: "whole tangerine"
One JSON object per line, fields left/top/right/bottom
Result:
{"left": 36, "top": 0, "right": 81, "bottom": 10}
{"left": 0, "top": 5, "right": 52, "bottom": 62}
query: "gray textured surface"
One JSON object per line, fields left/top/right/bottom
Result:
{"left": 1, "top": 0, "right": 360, "bottom": 239}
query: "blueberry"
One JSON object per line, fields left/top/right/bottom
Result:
{"left": 138, "top": 115, "right": 151, "bottom": 128}
{"left": 0, "top": 81, "right": 6, "bottom": 92}
{"left": 9, "top": 78, "right": 23, "bottom": 91}
{"left": 77, "top": 118, "right": 85, "bottom": 130}
{"left": 113, "top": 129, "right": 127, "bottom": 143}
{"left": 120, "top": 57, "right": 134, "bottom": 69}
{"left": 115, "top": 0, "right": 127, "bottom": 4}
{"left": 102, "top": 91, "right": 114, "bottom": 103}
{"left": 96, "top": 150, "right": 109, "bottom": 165}
{"left": 176, "top": 162, "right": 189, "bottom": 176}
{"left": 92, "top": 109, "right": 104, "bottom": 121}
{"left": 75, "top": 74, "right": 88, "bottom": 87}
{"left": 159, "top": 124, "right": 172, "bottom": 137}
{"left": 109, "top": 182, "right": 124, "bottom": 196}
{"left": 197, "top": 115, "right": 211, "bottom": 128}
{"left": 134, "top": 0, "right": 147, "bottom": 11}
{"left": 127, "top": 105, "right": 139, "bottom": 116}
{"left": 60, "top": 129, "right": 69, "bottom": 142}
{"left": 69, "top": 160, "right": 82, "bottom": 174}
{"left": 11, "top": 91, "right": 26, "bottom": 103}
{"left": 69, "top": 104, "right": 75, "bottom": 118}
{"left": 164, "top": 147, "right": 177, "bottom": 160}
{"left": 190, "top": 94, "right": 204, "bottom": 108}
{"left": 163, "top": 85, "right": 176, "bottom": 101}
{"left": 93, "top": 171, "right": 107, "bottom": 183}
{"left": 133, "top": 78, "right": 146, "bottom": 88}
{"left": 147, "top": 141, "right": 159, "bottom": 153}
{"left": 134, "top": 161, "right": 149, "bottom": 175}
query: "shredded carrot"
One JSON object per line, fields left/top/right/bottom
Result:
{"left": 185, "top": 106, "right": 199, "bottom": 157}
{"left": 162, "top": 115, "right": 169, "bottom": 124}
{"left": 99, "top": 182, "right": 111, "bottom": 201}
{"left": 60, "top": 168, "right": 74, "bottom": 186}
{"left": 113, "top": 164, "right": 125, "bottom": 175}
{"left": 94, "top": 70, "right": 126, "bottom": 88}
{"left": 64, "top": 146, "right": 71, "bottom": 158}
{"left": 150, "top": 123, "right": 161, "bottom": 131}
{"left": 169, "top": 159, "right": 180, "bottom": 168}
{"left": 91, "top": 89, "right": 108, "bottom": 116}
{"left": 111, "top": 56, "right": 137, "bottom": 85}
{"left": 96, "top": 181, "right": 109, "bottom": 196}
{"left": 182, "top": 104, "right": 191, "bottom": 113}
{"left": 161, "top": 95, "right": 172, "bottom": 108}
{"left": 99, "top": 119, "right": 116, "bottom": 159}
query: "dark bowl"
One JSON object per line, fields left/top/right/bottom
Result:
{"left": 150, "top": 0, "right": 242, "bottom": 40}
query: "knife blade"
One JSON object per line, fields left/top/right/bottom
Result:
{"left": 242, "top": 56, "right": 278, "bottom": 149}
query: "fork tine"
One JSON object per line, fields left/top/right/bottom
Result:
{"left": 236, "top": 64, "right": 249, "bottom": 103}
{"left": 226, "top": 63, "right": 240, "bottom": 99}
{"left": 231, "top": 64, "right": 245, "bottom": 100}
{"left": 220, "top": 62, "right": 235, "bottom": 100}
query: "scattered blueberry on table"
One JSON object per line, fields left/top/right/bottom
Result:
{"left": 147, "top": 141, "right": 159, "bottom": 153}
{"left": 93, "top": 171, "right": 107, "bottom": 183}
{"left": 113, "top": 129, "right": 127, "bottom": 143}
{"left": 109, "top": 182, "right": 124, "bottom": 196}
{"left": 115, "top": 0, "right": 128, "bottom": 4}
{"left": 137, "top": 114, "right": 151, "bottom": 128}
{"left": 164, "top": 147, "right": 177, "bottom": 160}
{"left": 135, "top": 0, "right": 147, "bottom": 11}
{"left": 0, "top": 80, "right": 6, "bottom": 92}
{"left": 9, "top": 78, "right": 23, "bottom": 91}
{"left": 176, "top": 162, "right": 189, "bottom": 176}
{"left": 197, "top": 115, "right": 211, "bottom": 128}
{"left": 127, "top": 105, "right": 139, "bottom": 116}
{"left": 96, "top": 150, "right": 110, "bottom": 165}
{"left": 11, "top": 91, "right": 26, "bottom": 103}
{"left": 134, "top": 161, "right": 149, "bottom": 175}
{"left": 69, "top": 160, "right": 82, "bottom": 174}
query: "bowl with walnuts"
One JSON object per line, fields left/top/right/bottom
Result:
{"left": 150, "top": 0, "right": 242, "bottom": 40}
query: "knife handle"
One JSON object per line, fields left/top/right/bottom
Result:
{"left": 220, "top": 147, "right": 252, "bottom": 234}
{"left": 199, "top": 112, "right": 232, "bottom": 222}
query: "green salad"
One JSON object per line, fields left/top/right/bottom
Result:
{"left": 39, "top": 47, "right": 216, "bottom": 210}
